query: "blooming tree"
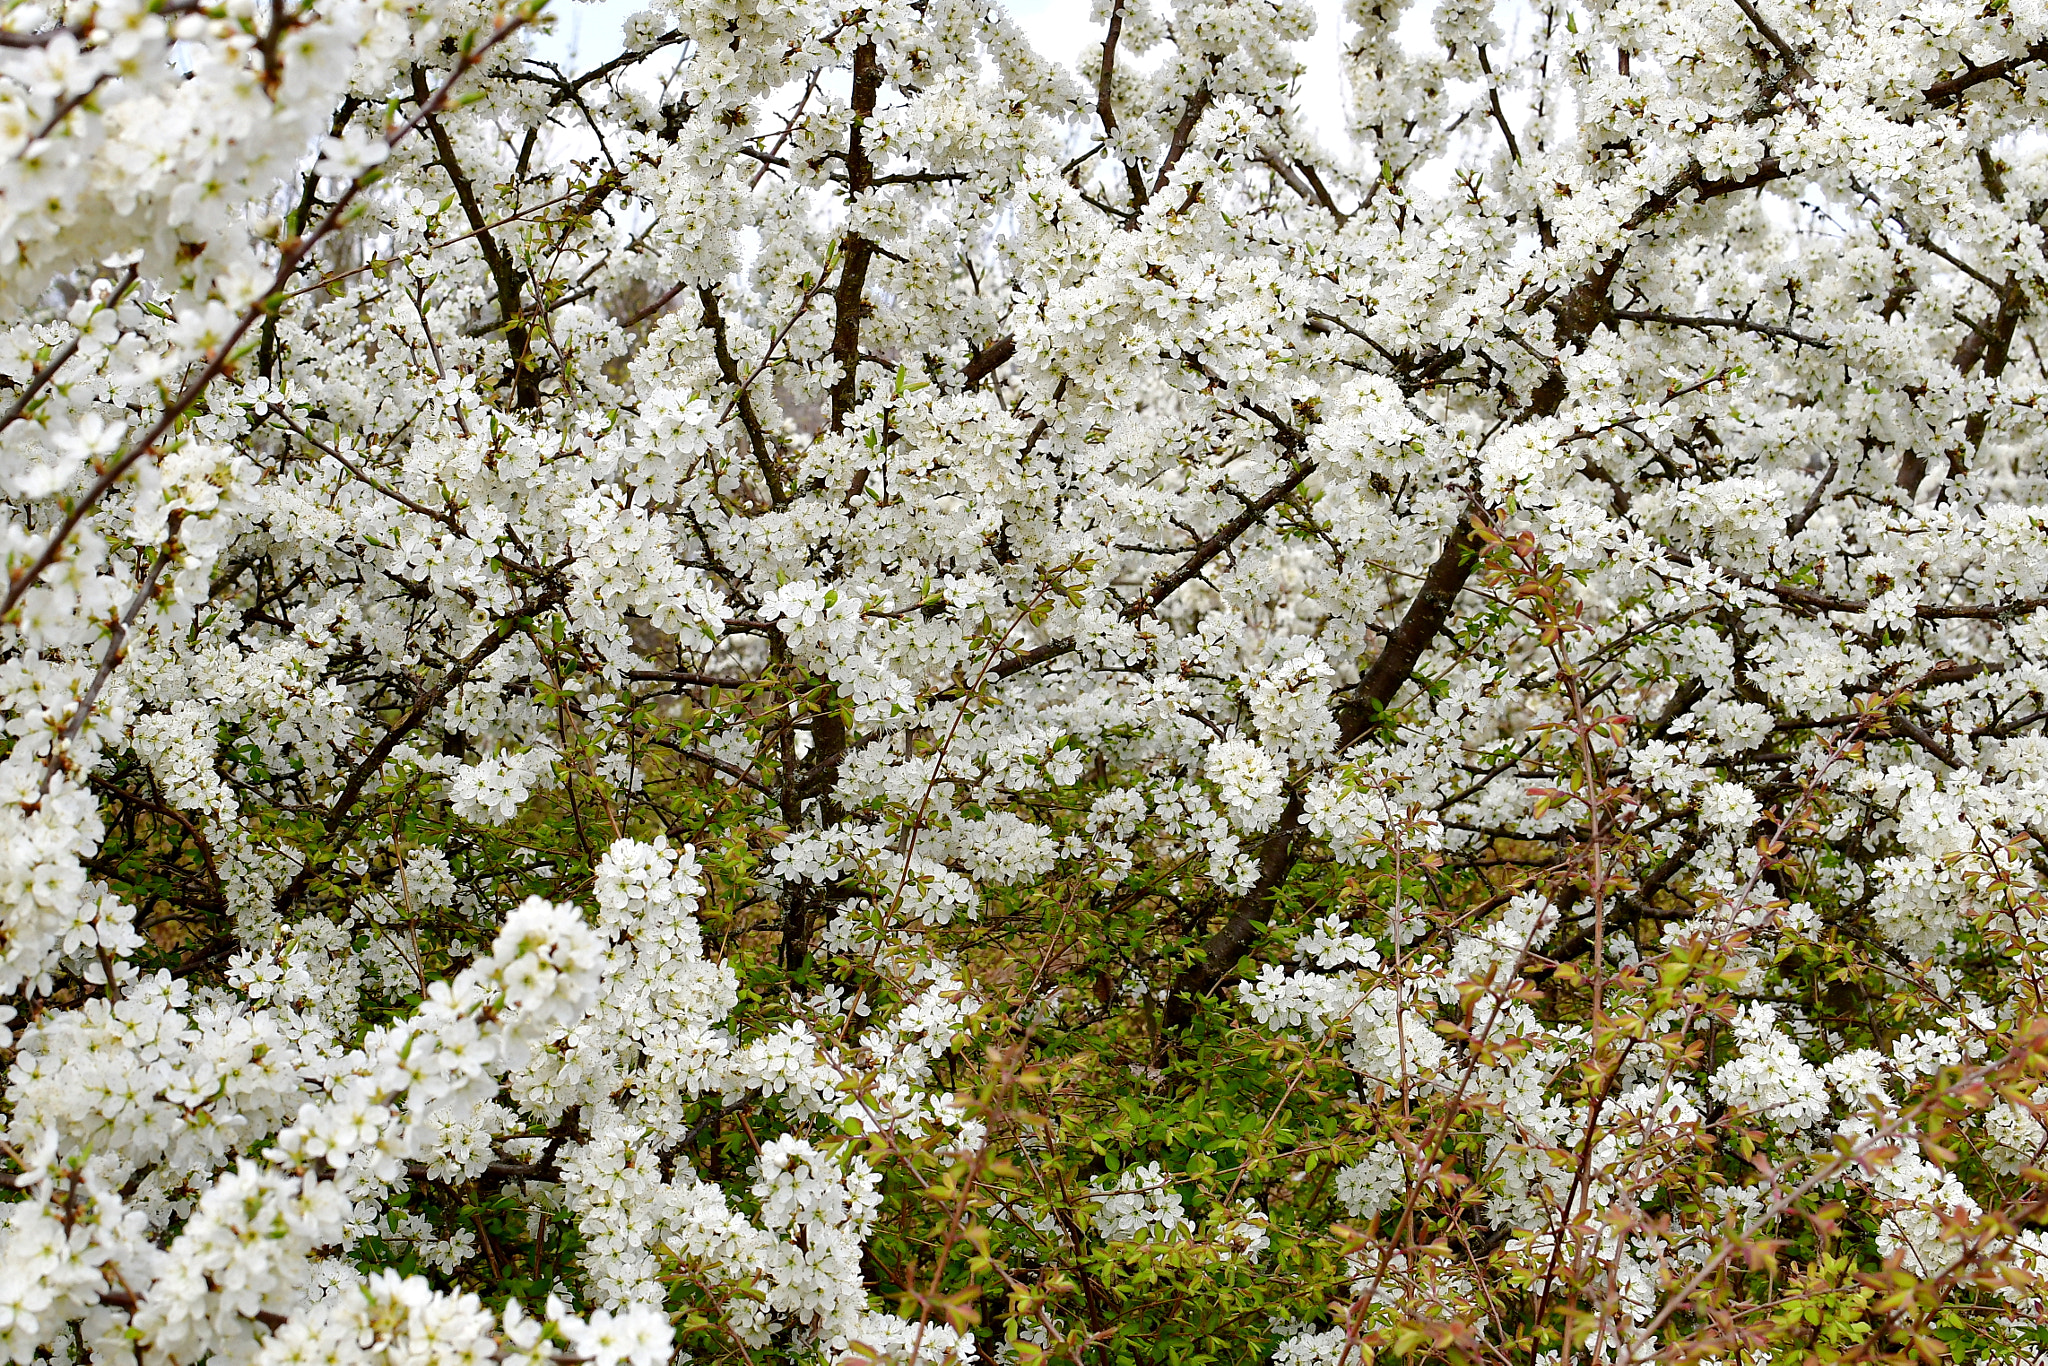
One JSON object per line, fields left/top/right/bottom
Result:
{"left": 6, "top": 0, "right": 2048, "bottom": 1360}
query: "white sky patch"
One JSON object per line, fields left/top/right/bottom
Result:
{"left": 530, "top": 0, "right": 1363, "bottom": 152}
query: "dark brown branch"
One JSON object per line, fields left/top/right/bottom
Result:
{"left": 962, "top": 334, "right": 1015, "bottom": 390}
{"left": 564, "top": 166, "right": 627, "bottom": 223}
{"left": 1775, "top": 663, "right": 1998, "bottom": 734}
{"left": 1612, "top": 307, "right": 1828, "bottom": 349}
{"left": 411, "top": 65, "right": 537, "bottom": 409}
{"left": 826, "top": 40, "right": 882, "bottom": 436}
{"left": 1152, "top": 82, "right": 1214, "bottom": 195}
{"left": 1338, "top": 511, "right": 1487, "bottom": 745}
{"left": 1745, "top": 575, "right": 2048, "bottom": 622}
{"left": 1122, "top": 458, "right": 1316, "bottom": 620}
{"left": 1899, "top": 266, "right": 2025, "bottom": 493}
{"left": 1476, "top": 45, "right": 1521, "bottom": 163}
{"left": 461, "top": 282, "right": 601, "bottom": 338}
{"left": 628, "top": 670, "right": 752, "bottom": 689}
{"left": 42, "top": 541, "right": 175, "bottom": 793}
{"left": 1925, "top": 40, "right": 2048, "bottom": 107}
{"left": 1908, "top": 660, "right": 1992, "bottom": 690}
{"left": 698, "top": 287, "right": 786, "bottom": 507}
{"left": 1520, "top": 153, "right": 1792, "bottom": 411}
{"left": 539, "top": 29, "right": 686, "bottom": 99}
{"left": 981, "top": 457, "right": 1317, "bottom": 686}
{"left": 100, "top": 1291, "right": 284, "bottom": 1332}
{"left": 1896, "top": 228, "right": 2005, "bottom": 295}
{"left": 1891, "top": 716, "right": 1964, "bottom": 769}
{"left": 619, "top": 279, "right": 688, "bottom": 330}
{"left": 31, "top": 73, "right": 111, "bottom": 143}
{"left": 0, "top": 25, "right": 81, "bottom": 46}
{"left": 635, "top": 739, "right": 780, "bottom": 796}
{"left": 1296, "top": 162, "right": 1350, "bottom": 223}
{"left": 276, "top": 189, "right": 588, "bottom": 305}
{"left": 1624, "top": 158, "right": 1786, "bottom": 232}
{"left": 785, "top": 38, "right": 883, "bottom": 970}
{"left": 1257, "top": 146, "right": 1317, "bottom": 204}
{"left": 987, "top": 637, "right": 1073, "bottom": 683}
{"left": 408, "top": 1155, "right": 560, "bottom": 1184}
{"left": 1096, "top": 1, "right": 1124, "bottom": 139}
{"left": 1162, "top": 509, "right": 1487, "bottom": 1032}
{"left": 966, "top": 388, "right": 1320, "bottom": 689}
{"left": 272, "top": 410, "right": 464, "bottom": 532}
{"left": 1786, "top": 454, "right": 1837, "bottom": 535}
{"left": 1097, "top": 0, "right": 1150, "bottom": 214}
{"left": 1731, "top": 0, "right": 1806, "bottom": 76}
{"left": 869, "top": 170, "right": 971, "bottom": 187}
{"left": 1160, "top": 787, "right": 1306, "bottom": 1034}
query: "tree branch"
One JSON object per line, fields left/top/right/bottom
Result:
{"left": 1925, "top": 40, "right": 2048, "bottom": 107}
{"left": 698, "top": 287, "right": 787, "bottom": 507}
{"left": 272, "top": 582, "right": 565, "bottom": 915}
{"left": 259, "top": 97, "right": 361, "bottom": 380}
{"left": 826, "top": 40, "right": 882, "bottom": 436}
{"left": 1121, "top": 458, "right": 1316, "bottom": 621}
{"left": 1612, "top": 307, "right": 1828, "bottom": 349}
{"left": 1160, "top": 788, "right": 1306, "bottom": 1034}
{"left": 1097, "top": 0, "right": 1150, "bottom": 215}
{"left": 1477, "top": 44, "right": 1522, "bottom": 163}
{"left": 1730, "top": 0, "right": 1806, "bottom": 76}
{"left": 962, "top": 333, "right": 1015, "bottom": 390}
{"left": 1338, "top": 511, "right": 1487, "bottom": 745}
{"left": 411, "top": 64, "right": 537, "bottom": 409}
{"left": 1152, "top": 82, "right": 1214, "bottom": 195}
{"left": 1161, "top": 509, "right": 1488, "bottom": 1032}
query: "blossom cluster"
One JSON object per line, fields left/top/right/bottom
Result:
{"left": 5, "top": 0, "right": 2048, "bottom": 1360}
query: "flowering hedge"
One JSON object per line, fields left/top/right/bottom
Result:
{"left": 3, "top": 0, "right": 2048, "bottom": 1362}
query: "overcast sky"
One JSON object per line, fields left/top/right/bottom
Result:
{"left": 531, "top": 0, "right": 1360, "bottom": 149}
